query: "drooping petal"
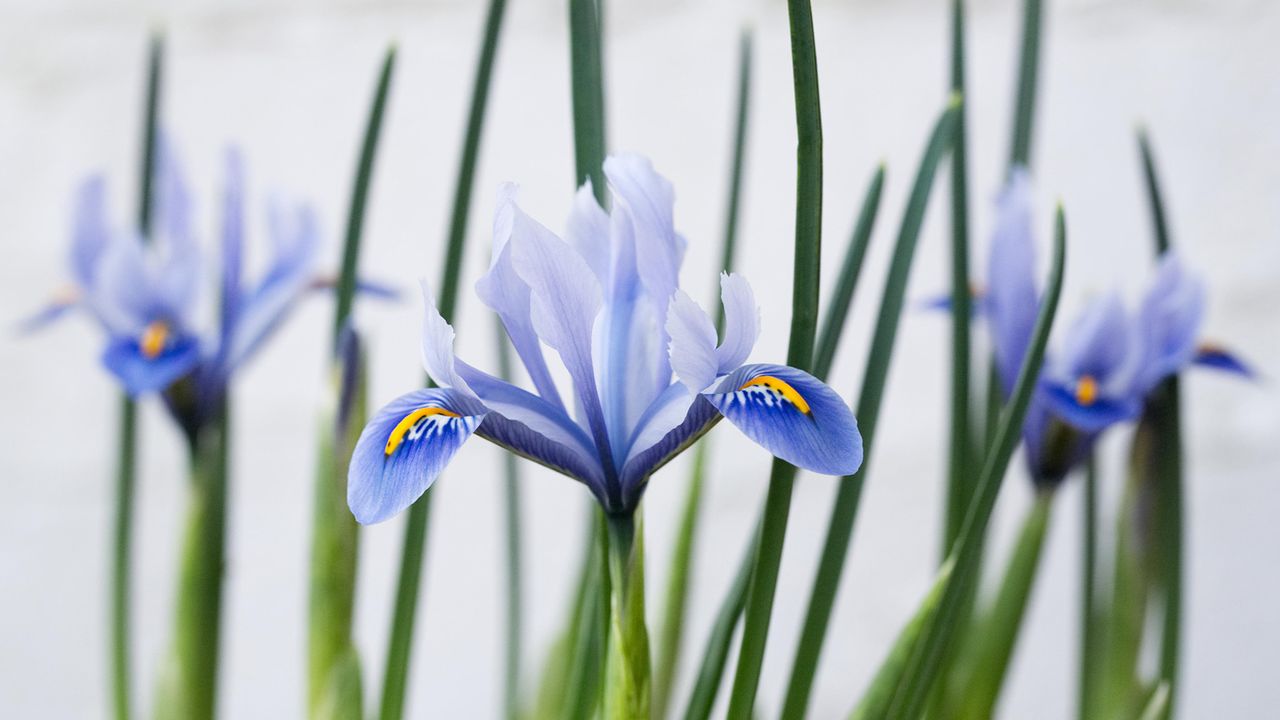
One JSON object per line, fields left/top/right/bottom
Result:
{"left": 16, "top": 290, "right": 80, "bottom": 335}
{"left": 419, "top": 281, "right": 475, "bottom": 396}
{"left": 476, "top": 185, "right": 565, "bottom": 408}
{"left": 1192, "top": 342, "right": 1255, "bottom": 379}
{"left": 102, "top": 332, "right": 202, "bottom": 397}
{"left": 666, "top": 290, "right": 718, "bottom": 394}
{"left": 986, "top": 167, "right": 1039, "bottom": 397}
{"left": 703, "top": 363, "right": 862, "bottom": 476}
{"left": 714, "top": 272, "right": 760, "bottom": 373}
{"left": 1134, "top": 253, "right": 1206, "bottom": 393}
{"left": 348, "top": 387, "right": 487, "bottom": 524}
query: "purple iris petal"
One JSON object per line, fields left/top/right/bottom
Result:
{"left": 1193, "top": 344, "right": 1255, "bottom": 379}
{"left": 986, "top": 167, "right": 1040, "bottom": 397}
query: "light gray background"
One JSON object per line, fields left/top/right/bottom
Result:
{"left": 2, "top": 0, "right": 1277, "bottom": 717}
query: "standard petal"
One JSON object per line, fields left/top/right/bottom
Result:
{"left": 476, "top": 186, "right": 565, "bottom": 408}
{"left": 714, "top": 272, "right": 760, "bottom": 373}
{"left": 986, "top": 167, "right": 1040, "bottom": 396}
{"left": 102, "top": 333, "right": 202, "bottom": 397}
{"left": 506, "top": 199, "right": 614, "bottom": 465}
{"left": 89, "top": 231, "right": 153, "bottom": 335}
{"left": 418, "top": 281, "right": 475, "bottom": 396}
{"left": 565, "top": 180, "right": 611, "bottom": 287}
{"left": 1134, "top": 253, "right": 1205, "bottom": 393}
{"left": 218, "top": 150, "right": 245, "bottom": 348}
{"left": 348, "top": 388, "right": 487, "bottom": 524}
{"left": 70, "top": 175, "right": 109, "bottom": 289}
{"left": 666, "top": 290, "right": 718, "bottom": 394}
{"left": 703, "top": 363, "right": 862, "bottom": 476}
{"left": 1045, "top": 292, "right": 1136, "bottom": 400}
{"left": 221, "top": 200, "right": 319, "bottom": 373}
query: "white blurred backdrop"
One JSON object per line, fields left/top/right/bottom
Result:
{"left": 2, "top": 0, "right": 1278, "bottom": 717}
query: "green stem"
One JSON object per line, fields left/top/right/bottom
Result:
{"left": 724, "top": 1, "right": 823, "bottom": 714}
{"left": 379, "top": 493, "right": 430, "bottom": 720}
{"left": 308, "top": 340, "right": 366, "bottom": 719}
{"left": 780, "top": 100, "right": 961, "bottom": 720}
{"left": 605, "top": 513, "right": 650, "bottom": 719}
{"left": 563, "top": 514, "right": 608, "bottom": 720}
{"left": 155, "top": 416, "right": 230, "bottom": 720}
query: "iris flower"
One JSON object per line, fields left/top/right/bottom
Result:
{"left": 30, "top": 141, "right": 320, "bottom": 440}
{"left": 985, "top": 168, "right": 1250, "bottom": 485}
{"left": 349, "top": 155, "right": 862, "bottom": 523}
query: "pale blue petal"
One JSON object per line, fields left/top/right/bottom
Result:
{"left": 703, "top": 363, "right": 862, "bottom": 476}
{"left": 476, "top": 185, "right": 565, "bottom": 408}
{"left": 89, "top": 232, "right": 155, "bottom": 335}
{"left": 348, "top": 388, "right": 487, "bottom": 524}
{"left": 507, "top": 199, "right": 615, "bottom": 469}
{"left": 1046, "top": 292, "right": 1136, "bottom": 400}
{"left": 1134, "top": 253, "right": 1205, "bottom": 393}
{"left": 221, "top": 199, "right": 319, "bottom": 373}
{"left": 1040, "top": 378, "right": 1140, "bottom": 434}
{"left": 70, "top": 175, "right": 109, "bottom": 289}
{"left": 565, "top": 180, "right": 611, "bottom": 287}
{"left": 419, "top": 281, "right": 475, "bottom": 396}
{"left": 152, "top": 132, "right": 195, "bottom": 251}
{"left": 619, "top": 390, "right": 722, "bottom": 509}
{"left": 218, "top": 150, "right": 245, "bottom": 352}
{"left": 666, "top": 290, "right": 718, "bottom": 394}
{"left": 714, "top": 272, "right": 760, "bottom": 373}
{"left": 986, "top": 167, "right": 1039, "bottom": 396}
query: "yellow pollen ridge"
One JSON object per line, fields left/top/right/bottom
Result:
{"left": 1075, "top": 375, "right": 1099, "bottom": 407}
{"left": 385, "top": 406, "right": 461, "bottom": 456}
{"left": 140, "top": 321, "right": 169, "bottom": 360}
{"left": 739, "top": 375, "right": 812, "bottom": 415}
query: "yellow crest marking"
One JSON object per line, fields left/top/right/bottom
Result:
{"left": 1074, "top": 375, "right": 1099, "bottom": 407}
{"left": 140, "top": 321, "right": 170, "bottom": 360}
{"left": 385, "top": 406, "right": 461, "bottom": 456}
{"left": 738, "top": 375, "right": 811, "bottom": 415}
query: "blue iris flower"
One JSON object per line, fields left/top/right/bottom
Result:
{"left": 985, "top": 168, "right": 1250, "bottom": 486}
{"left": 348, "top": 155, "right": 863, "bottom": 522}
{"left": 30, "top": 139, "right": 321, "bottom": 438}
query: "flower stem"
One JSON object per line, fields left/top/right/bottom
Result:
{"left": 110, "top": 396, "right": 137, "bottom": 720}
{"left": 605, "top": 512, "right": 649, "bottom": 720}
{"left": 155, "top": 415, "right": 230, "bottom": 720}
{"left": 495, "top": 319, "right": 523, "bottom": 720}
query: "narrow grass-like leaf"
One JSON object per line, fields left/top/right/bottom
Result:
{"left": 1137, "top": 128, "right": 1182, "bottom": 720}
{"left": 724, "top": 0, "right": 823, "bottom": 714}
{"left": 570, "top": 0, "right": 607, "bottom": 202}
{"left": 1008, "top": 0, "right": 1044, "bottom": 168}
{"left": 653, "top": 30, "right": 753, "bottom": 720}
{"left": 683, "top": 160, "right": 886, "bottom": 720}
{"left": 1078, "top": 453, "right": 1101, "bottom": 720}
{"left": 811, "top": 164, "right": 886, "bottom": 381}
{"left": 495, "top": 320, "right": 523, "bottom": 720}
{"left": 848, "top": 559, "right": 954, "bottom": 720}
{"left": 780, "top": 99, "right": 961, "bottom": 720}
{"left": 943, "top": 0, "right": 974, "bottom": 561}
{"left": 1100, "top": 460, "right": 1149, "bottom": 719}
{"left": 333, "top": 49, "right": 395, "bottom": 345}
{"left": 113, "top": 33, "right": 163, "bottom": 720}
{"left": 885, "top": 206, "right": 1067, "bottom": 720}
{"left": 951, "top": 491, "right": 1054, "bottom": 720}
{"left": 380, "top": 0, "right": 510, "bottom": 712}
